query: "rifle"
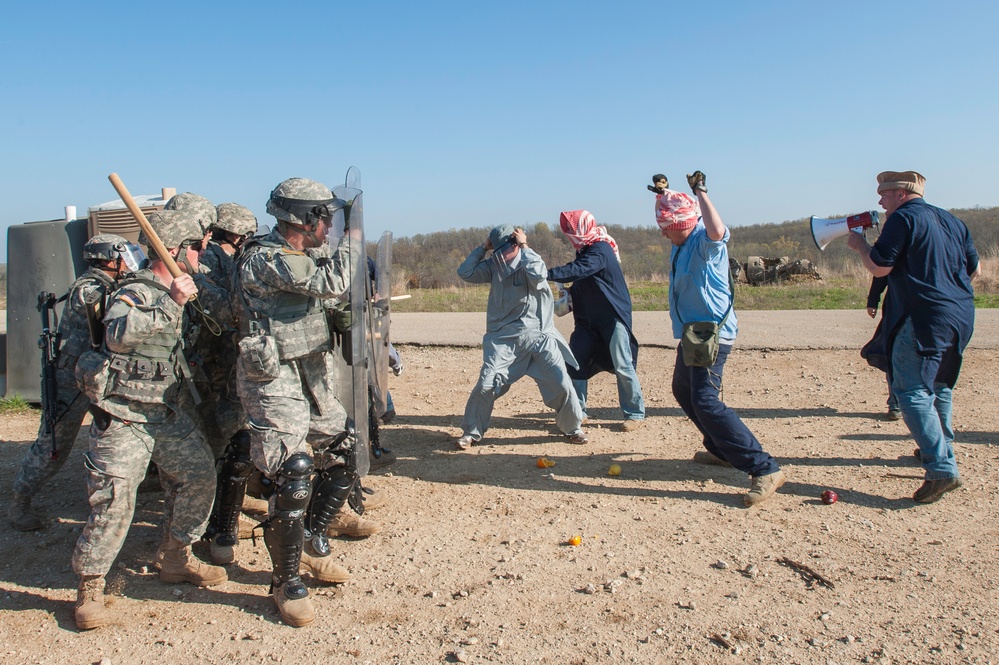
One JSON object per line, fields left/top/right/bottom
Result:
{"left": 37, "top": 292, "right": 61, "bottom": 460}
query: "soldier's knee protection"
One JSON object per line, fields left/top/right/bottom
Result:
{"left": 305, "top": 464, "right": 359, "bottom": 557}
{"left": 206, "top": 430, "right": 254, "bottom": 546}
{"left": 263, "top": 453, "right": 314, "bottom": 585}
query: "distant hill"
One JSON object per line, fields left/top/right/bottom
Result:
{"left": 388, "top": 206, "right": 999, "bottom": 289}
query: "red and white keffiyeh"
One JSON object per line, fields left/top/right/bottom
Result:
{"left": 558, "top": 210, "right": 620, "bottom": 262}
{"left": 655, "top": 189, "right": 701, "bottom": 234}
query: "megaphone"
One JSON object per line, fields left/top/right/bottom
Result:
{"left": 809, "top": 211, "right": 880, "bottom": 251}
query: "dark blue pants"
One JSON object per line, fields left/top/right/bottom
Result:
{"left": 671, "top": 344, "right": 779, "bottom": 477}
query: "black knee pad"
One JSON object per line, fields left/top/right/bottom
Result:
{"left": 273, "top": 452, "right": 314, "bottom": 516}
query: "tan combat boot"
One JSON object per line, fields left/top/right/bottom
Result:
{"left": 300, "top": 550, "right": 350, "bottom": 584}
{"left": 209, "top": 534, "right": 236, "bottom": 566}
{"left": 159, "top": 535, "right": 228, "bottom": 586}
{"left": 360, "top": 486, "right": 389, "bottom": 511}
{"left": 241, "top": 495, "right": 270, "bottom": 516}
{"left": 237, "top": 513, "right": 260, "bottom": 540}
{"left": 326, "top": 507, "right": 382, "bottom": 538}
{"left": 8, "top": 492, "right": 43, "bottom": 531}
{"left": 75, "top": 575, "right": 108, "bottom": 630}
{"left": 272, "top": 580, "right": 315, "bottom": 627}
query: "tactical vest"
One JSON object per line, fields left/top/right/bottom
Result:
{"left": 103, "top": 274, "right": 186, "bottom": 405}
{"left": 58, "top": 269, "right": 117, "bottom": 362}
{"left": 236, "top": 237, "right": 332, "bottom": 360}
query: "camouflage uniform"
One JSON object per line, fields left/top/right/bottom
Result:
{"left": 235, "top": 226, "right": 351, "bottom": 475}
{"left": 12, "top": 268, "right": 117, "bottom": 498}
{"left": 231, "top": 177, "right": 359, "bottom": 626}
{"left": 163, "top": 192, "right": 236, "bottom": 453}
{"left": 72, "top": 265, "right": 215, "bottom": 577}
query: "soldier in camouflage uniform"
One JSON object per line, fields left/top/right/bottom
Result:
{"left": 197, "top": 203, "right": 261, "bottom": 565}
{"left": 71, "top": 208, "right": 226, "bottom": 631}
{"left": 198, "top": 202, "right": 257, "bottom": 457}
{"left": 232, "top": 177, "right": 361, "bottom": 627}
{"left": 7, "top": 235, "right": 137, "bottom": 531}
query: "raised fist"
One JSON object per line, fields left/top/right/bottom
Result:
{"left": 686, "top": 171, "right": 707, "bottom": 194}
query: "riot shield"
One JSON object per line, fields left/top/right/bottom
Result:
{"left": 333, "top": 166, "right": 370, "bottom": 477}
{"left": 367, "top": 231, "right": 393, "bottom": 418}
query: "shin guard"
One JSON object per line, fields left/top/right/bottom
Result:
{"left": 305, "top": 464, "right": 358, "bottom": 556}
{"left": 263, "top": 453, "right": 313, "bottom": 592}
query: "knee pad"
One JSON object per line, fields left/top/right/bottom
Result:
{"left": 219, "top": 430, "right": 254, "bottom": 480}
{"left": 273, "top": 453, "right": 314, "bottom": 516}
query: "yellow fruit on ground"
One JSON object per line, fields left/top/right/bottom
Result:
{"left": 608, "top": 464, "right": 622, "bottom": 476}
{"left": 536, "top": 457, "right": 555, "bottom": 468}
{"left": 568, "top": 535, "right": 582, "bottom": 547}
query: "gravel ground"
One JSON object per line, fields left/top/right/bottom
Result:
{"left": 1, "top": 312, "right": 997, "bottom": 664}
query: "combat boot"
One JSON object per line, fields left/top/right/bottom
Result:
{"left": 326, "top": 507, "right": 382, "bottom": 538}
{"left": 360, "top": 486, "right": 389, "bottom": 511}
{"left": 75, "top": 575, "right": 108, "bottom": 630}
{"left": 8, "top": 492, "right": 43, "bottom": 531}
{"left": 242, "top": 495, "right": 270, "bottom": 516}
{"left": 300, "top": 548, "right": 350, "bottom": 584}
{"left": 237, "top": 513, "right": 260, "bottom": 540}
{"left": 209, "top": 534, "right": 236, "bottom": 565}
{"left": 159, "top": 535, "right": 227, "bottom": 586}
{"left": 272, "top": 579, "right": 315, "bottom": 627}
{"left": 153, "top": 529, "right": 170, "bottom": 569}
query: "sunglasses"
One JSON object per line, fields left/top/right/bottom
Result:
{"left": 180, "top": 239, "right": 205, "bottom": 253}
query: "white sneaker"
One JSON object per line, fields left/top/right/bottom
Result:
{"left": 455, "top": 435, "right": 476, "bottom": 450}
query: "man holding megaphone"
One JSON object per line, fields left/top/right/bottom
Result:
{"left": 846, "top": 170, "right": 980, "bottom": 505}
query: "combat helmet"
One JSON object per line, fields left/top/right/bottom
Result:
{"left": 214, "top": 202, "right": 258, "bottom": 236}
{"left": 266, "top": 177, "right": 343, "bottom": 227}
{"left": 83, "top": 234, "right": 131, "bottom": 262}
{"left": 165, "top": 192, "right": 216, "bottom": 234}
{"left": 84, "top": 233, "right": 147, "bottom": 272}
{"left": 141, "top": 209, "right": 205, "bottom": 250}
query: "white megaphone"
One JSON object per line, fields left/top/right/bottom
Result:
{"left": 809, "top": 211, "right": 880, "bottom": 251}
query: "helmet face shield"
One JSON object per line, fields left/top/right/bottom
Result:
{"left": 119, "top": 242, "right": 147, "bottom": 272}
{"left": 269, "top": 194, "right": 346, "bottom": 228}
{"left": 490, "top": 238, "right": 522, "bottom": 281}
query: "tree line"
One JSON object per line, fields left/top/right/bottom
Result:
{"left": 382, "top": 206, "right": 999, "bottom": 289}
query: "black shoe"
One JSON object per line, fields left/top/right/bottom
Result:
{"left": 913, "top": 477, "right": 962, "bottom": 504}
{"left": 369, "top": 448, "right": 397, "bottom": 469}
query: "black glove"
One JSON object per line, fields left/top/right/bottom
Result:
{"left": 686, "top": 171, "right": 707, "bottom": 194}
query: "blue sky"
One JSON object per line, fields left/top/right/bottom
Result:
{"left": 2, "top": 1, "right": 997, "bottom": 258}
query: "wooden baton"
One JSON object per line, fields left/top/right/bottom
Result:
{"left": 107, "top": 172, "right": 184, "bottom": 279}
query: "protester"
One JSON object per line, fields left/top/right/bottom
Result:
{"left": 846, "top": 170, "right": 980, "bottom": 504}
{"left": 454, "top": 224, "right": 587, "bottom": 449}
{"left": 548, "top": 210, "right": 646, "bottom": 431}
{"left": 660, "top": 172, "right": 785, "bottom": 507}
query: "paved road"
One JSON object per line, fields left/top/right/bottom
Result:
{"left": 391, "top": 310, "right": 999, "bottom": 350}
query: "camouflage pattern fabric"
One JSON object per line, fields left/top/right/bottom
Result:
{"left": 72, "top": 270, "right": 215, "bottom": 576}
{"left": 71, "top": 411, "right": 215, "bottom": 576}
{"left": 165, "top": 192, "right": 217, "bottom": 235}
{"left": 12, "top": 270, "right": 114, "bottom": 497}
{"left": 235, "top": 227, "right": 353, "bottom": 476}
{"left": 140, "top": 209, "right": 205, "bottom": 250}
{"left": 214, "top": 203, "right": 257, "bottom": 236}
{"left": 194, "top": 242, "right": 245, "bottom": 456}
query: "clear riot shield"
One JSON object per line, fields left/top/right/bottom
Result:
{"left": 367, "top": 231, "right": 393, "bottom": 419}
{"left": 332, "top": 166, "right": 370, "bottom": 478}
